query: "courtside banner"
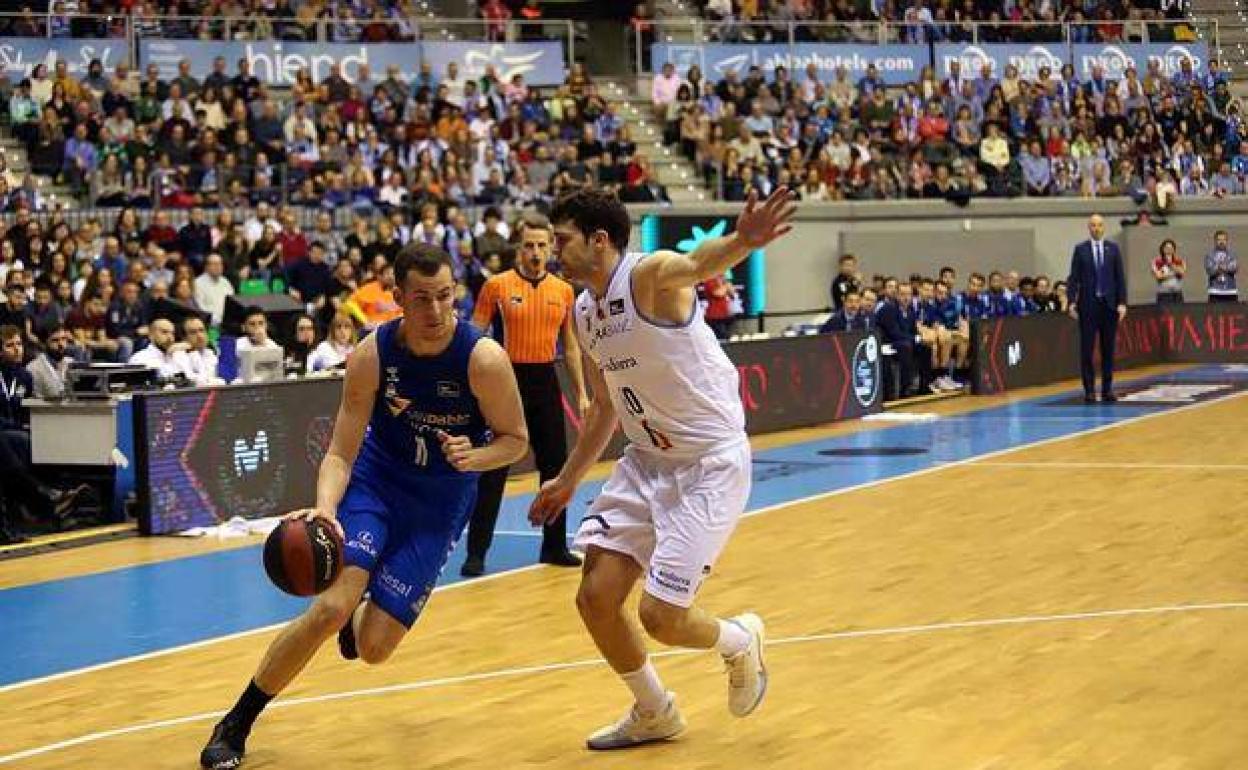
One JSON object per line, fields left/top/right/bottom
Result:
{"left": 972, "top": 304, "right": 1248, "bottom": 394}
{"left": 136, "top": 331, "right": 881, "bottom": 533}
{"left": 0, "top": 38, "right": 126, "bottom": 77}
{"left": 1070, "top": 42, "right": 1207, "bottom": 81}
{"left": 934, "top": 43, "right": 1069, "bottom": 80}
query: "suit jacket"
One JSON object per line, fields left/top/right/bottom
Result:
{"left": 1067, "top": 238, "right": 1126, "bottom": 309}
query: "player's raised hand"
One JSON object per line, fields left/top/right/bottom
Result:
{"left": 735, "top": 186, "right": 797, "bottom": 250}
{"left": 529, "top": 476, "right": 575, "bottom": 526}
{"left": 437, "top": 430, "right": 478, "bottom": 472}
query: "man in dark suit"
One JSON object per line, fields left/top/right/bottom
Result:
{"left": 1066, "top": 214, "right": 1127, "bottom": 403}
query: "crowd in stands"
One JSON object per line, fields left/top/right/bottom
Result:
{"left": 651, "top": 49, "right": 1243, "bottom": 206}
{"left": 2, "top": 45, "right": 674, "bottom": 212}
{"left": 687, "top": 0, "right": 1196, "bottom": 42}
{"left": 0, "top": 1, "right": 428, "bottom": 42}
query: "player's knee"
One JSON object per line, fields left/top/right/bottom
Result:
{"left": 575, "top": 578, "right": 617, "bottom": 623}
{"left": 637, "top": 595, "right": 685, "bottom": 644}
{"left": 356, "top": 633, "right": 396, "bottom": 665}
{"left": 306, "top": 596, "right": 355, "bottom": 637}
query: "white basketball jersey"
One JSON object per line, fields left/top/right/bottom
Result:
{"left": 575, "top": 252, "right": 746, "bottom": 458}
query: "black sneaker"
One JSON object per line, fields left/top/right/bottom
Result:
{"left": 539, "top": 549, "right": 583, "bottom": 568}
{"left": 1102, "top": 393, "right": 1118, "bottom": 403}
{"left": 460, "top": 555, "right": 485, "bottom": 577}
{"left": 200, "top": 717, "right": 248, "bottom": 769}
{"left": 338, "top": 613, "right": 358, "bottom": 661}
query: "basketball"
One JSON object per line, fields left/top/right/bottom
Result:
{"left": 263, "top": 518, "right": 344, "bottom": 597}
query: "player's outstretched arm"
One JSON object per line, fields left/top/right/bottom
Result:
{"left": 529, "top": 355, "right": 615, "bottom": 525}
{"left": 634, "top": 186, "right": 797, "bottom": 293}
{"left": 455, "top": 337, "right": 529, "bottom": 472}
{"left": 289, "top": 334, "right": 379, "bottom": 538}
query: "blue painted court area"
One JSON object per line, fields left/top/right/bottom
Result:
{"left": 2, "top": 365, "right": 1244, "bottom": 687}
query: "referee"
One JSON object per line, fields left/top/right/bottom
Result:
{"left": 461, "top": 213, "right": 589, "bottom": 576}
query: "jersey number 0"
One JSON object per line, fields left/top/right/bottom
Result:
{"left": 620, "top": 386, "right": 673, "bottom": 451}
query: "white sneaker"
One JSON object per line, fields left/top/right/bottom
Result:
{"left": 586, "top": 693, "right": 686, "bottom": 751}
{"left": 724, "top": 613, "right": 768, "bottom": 717}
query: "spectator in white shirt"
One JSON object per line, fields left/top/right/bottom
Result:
{"left": 442, "top": 61, "right": 465, "bottom": 107}
{"left": 194, "top": 253, "right": 235, "bottom": 327}
{"left": 179, "top": 315, "right": 221, "bottom": 386}
{"left": 235, "top": 307, "right": 280, "bottom": 352}
{"left": 128, "top": 317, "right": 190, "bottom": 379}
{"left": 243, "top": 202, "right": 282, "bottom": 245}
{"left": 307, "top": 311, "right": 358, "bottom": 372}
{"left": 651, "top": 61, "right": 683, "bottom": 123}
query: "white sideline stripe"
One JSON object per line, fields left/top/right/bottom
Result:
{"left": 1, "top": 600, "right": 1246, "bottom": 764}
{"left": 0, "top": 388, "right": 1243, "bottom": 699}
{"left": 975, "top": 461, "right": 1248, "bottom": 470}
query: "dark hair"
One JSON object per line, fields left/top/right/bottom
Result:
{"left": 40, "top": 322, "right": 67, "bottom": 342}
{"left": 0, "top": 324, "right": 20, "bottom": 342}
{"left": 1019, "top": 277, "right": 1036, "bottom": 290}
{"left": 550, "top": 188, "right": 631, "bottom": 252}
{"left": 244, "top": 306, "right": 266, "bottom": 323}
{"left": 1158, "top": 238, "right": 1177, "bottom": 256}
{"left": 838, "top": 253, "right": 856, "bottom": 263}
{"left": 395, "top": 242, "right": 453, "bottom": 286}
{"left": 939, "top": 265, "right": 955, "bottom": 276}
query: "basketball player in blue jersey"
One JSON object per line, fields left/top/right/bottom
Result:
{"left": 201, "top": 244, "right": 528, "bottom": 770}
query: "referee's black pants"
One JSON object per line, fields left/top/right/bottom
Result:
{"left": 465, "top": 362, "right": 571, "bottom": 561}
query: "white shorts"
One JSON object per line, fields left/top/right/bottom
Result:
{"left": 573, "top": 440, "right": 752, "bottom": 608}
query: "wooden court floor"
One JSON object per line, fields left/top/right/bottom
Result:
{"left": 2, "top": 383, "right": 1246, "bottom": 768}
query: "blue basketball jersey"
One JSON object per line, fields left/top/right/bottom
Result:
{"left": 357, "top": 318, "right": 491, "bottom": 477}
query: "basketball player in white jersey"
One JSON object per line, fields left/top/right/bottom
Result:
{"left": 530, "top": 187, "right": 796, "bottom": 749}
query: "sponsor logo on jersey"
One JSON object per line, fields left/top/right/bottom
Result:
{"left": 378, "top": 565, "right": 414, "bottom": 598}
{"left": 604, "top": 355, "right": 639, "bottom": 372}
{"left": 437, "top": 380, "right": 462, "bottom": 398}
{"left": 347, "top": 530, "right": 378, "bottom": 558}
{"left": 851, "top": 336, "right": 880, "bottom": 408}
{"left": 649, "top": 566, "right": 692, "bottom": 596}
{"left": 609, "top": 298, "right": 625, "bottom": 315}
{"left": 509, "top": 295, "right": 524, "bottom": 305}
{"left": 386, "top": 395, "right": 412, "bottom": 416}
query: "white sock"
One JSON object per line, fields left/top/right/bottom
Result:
{"left": 715, "top": 618, "right": 751, "bottom": 657}
{"left": 620, "top": 660, "right": 668, "bottom": 713}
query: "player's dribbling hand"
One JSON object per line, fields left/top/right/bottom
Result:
{"left": 529, "top": 477, "right": 575, "bottom": 526}
{"left": 285, "top": 507, "right": 344, "bottom": 541}
{"left": 437, "top": 430, "right": 479, "bottom": 472}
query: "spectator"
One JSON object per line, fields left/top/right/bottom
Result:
{"left": 285, "top": 314, "right": 317, "bottom": 374}
{"left": 307, "top": 311, "right": 357, "bottom": 372}
{"left": 107, "top": 280, "right": 147, "bottom": 361}
{"left": 235, "top": 306, "right": 279, "bottom": 353}
{"left": 651, "top": 62, "right": 682, "bottom": 124}
{"left": 1153, "top": 239, "right": 1186, "bottom": 304}
{"left": 1205, "top": 230, "right": 1238, "bottom": 303}
{"left": 346, "top": 262, "right": 402, "bottom": 329}
{"left": 192, "top": 252, "right": 235, "bottom": 328}
{"left": 287, "top": 241, "right": 333, "bottom": 312}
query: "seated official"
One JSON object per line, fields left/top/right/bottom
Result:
{"left": 180, "top": 315, "right": 222, "bottom": 386}
{"left": 0, "top": 324, "right": 85, "bottom": 543}
{"left": 128, "top": 317, "right": 191, "bottom": 379}
{"left": 26, "top": 323, "right": 76, "bottom": 399}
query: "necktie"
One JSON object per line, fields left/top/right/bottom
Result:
{"left": 1094, "top": 243, "right": 1104, "bottom": 298}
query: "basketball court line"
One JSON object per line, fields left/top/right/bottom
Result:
{"left": 2, "top": 599, "right": 1245, "bottom": 765}
{"left": 2, "top": 384, "right": 1243, "bottom": 700}
{"left": 976, "top": 461, "right": 1248, "bottom": 470}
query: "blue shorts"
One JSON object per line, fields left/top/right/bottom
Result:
{"left": 337, "top": 467, "right": 478, "bottom": 628}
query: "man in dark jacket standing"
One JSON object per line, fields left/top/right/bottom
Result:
{"left": 1067, "top": 214, "right": 1127, "bottom": 403}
